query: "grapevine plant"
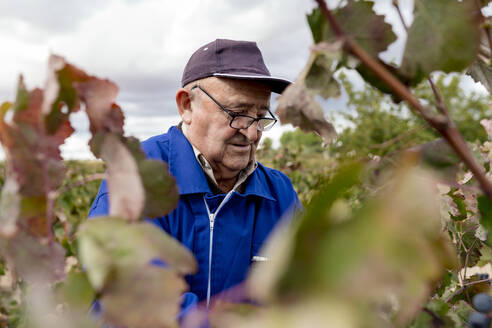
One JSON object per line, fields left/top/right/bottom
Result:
{"left": 3, "top": 0, "right": 492, "bottom": 327}
{"left": 0, "top": 56, "right": 196, "bottom": 327}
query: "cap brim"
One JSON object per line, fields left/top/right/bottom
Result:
{"left": 213, "top": 73, "right": 291, "bottom": 94}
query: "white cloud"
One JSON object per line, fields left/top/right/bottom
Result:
{"left": 0, "top": 0, "right": 489, "bottom": 162}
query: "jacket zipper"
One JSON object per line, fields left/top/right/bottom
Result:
{"left": 203, "top": 191, "right": 234, "bottom": 307}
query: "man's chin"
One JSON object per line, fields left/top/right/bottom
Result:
{"left": 224, "top": 158, "right": 251, "bottom": 172}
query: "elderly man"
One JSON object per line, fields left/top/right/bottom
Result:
{"left": 89, "top": 39, "right": 300, "bottom": 307}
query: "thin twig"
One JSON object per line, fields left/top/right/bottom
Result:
{"left": 463, "top": 237, "right": 479, "bottom": 304}
{"left": 314, "top": 0, "right": 492, "bottom": 199}
{"left": 428, "top": 77, "right": 451, "bottom": 119}
{"left": 463, "top": 238, "right": 479, "bottom": 285}
{"left": 52, "top": 173, "right": 106, "bottom": 199}
{"left": 369, "top": 127, "right": 422, "bottom": 149}
{"left": 445, "top": 278, "right": 492, "bottom": 303}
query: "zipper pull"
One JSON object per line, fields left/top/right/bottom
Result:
{"left": 210, "top": 213, "right": 215, "bottom": 230}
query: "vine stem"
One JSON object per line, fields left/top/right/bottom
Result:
{"left": 52, "top": 173, "right": 106, "bottom": 199}
{"left": 314, "top": 0, "right": 492, "bottom": 200}
{"left": 445, "top": 278, "right": 492, "bottom": 303}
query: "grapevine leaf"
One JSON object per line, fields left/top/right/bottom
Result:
{"left": 0, "top": 80, "right": 73, "bottom": 198}
{"left": 305, "top": 43, "right": 343, "bottom": 100}
{"left": 478, "top": 244, "right": 492, "bottom": 266}
{"left": 13, "top": 76, "right": 29, "bottom": 112}
{"left": 468, "top": 60, "right": 492, "bottom": 94}
{"left": 138, "top": 159, "right": 179, "bottom": 218}
{"left": 276, "top": 81, "right": 336, "bottom": 144}
{"left": 42, "top": 54, "right": 124, "bottom": 136}
{"left": 0, "top": 175, "right": 20, "bottom": 237}
{"left": 124, "top": 137, "right": 179, "bottom": 218}
{"left": 275, "top": 48, "right": 339, "bottom": 144}
{"left": 77, "top": 80, "right": 123, "bottom": 135}
{"left": 5, "top": 230, "right": 65, "bottom": 284}
{"left": 477, "top": 195, "right": 492, "bottom": 246}
{"left": 400, "top": 0, "right": 480, "bottom": 82}
{"left": 448, "top": 189, "right": 467, "bottom": 221}
{"left": 97, "top": 134, "right": 145, "bottom": 221}
{"left": 78, "top": 217, "right": 196, "bottom": 327}
{"left": 43, "top": 55, "right": 82, "bottom": 134}
{"left": 56, "top": 270, "right": 95, "bottom": 309}
{"left": 307, "top": 2, "right": 396, "bottom": 58}
{"left": 467, "top": 18, "right": 492, "bottom": 93}
{"left": 249, "top": 163, "right": 363, "bottom": 302}
{"left": 258, "top": 163, "right": 456, "bottom": 326}
{"left": 101, "top": 265, "right": 186, "bottom": 328}
{"left": 90, "top": 134, "right": 179, "bottom": 221}
{"left": 78, "top": 217, "right": 197, "bottom": 290}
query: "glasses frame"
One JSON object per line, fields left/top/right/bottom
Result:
{"left": 191, "top": 84, "right": 277, "bottom": 131}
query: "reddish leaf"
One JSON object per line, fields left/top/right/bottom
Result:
{"left": 102, "top": 266, "right": 186, "bottom": 328}
{"left": 5, "top": 230, "right": 65, "bottom": 284}
{"left": 90, "top": 133, "right": 179, "bottom": 221}
{"left": 276, "top": 81, "right": 337, "bottom": 144}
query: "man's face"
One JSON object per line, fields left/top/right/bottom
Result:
{"left": 185, "top": 77, "right": 271, "bottom": 180}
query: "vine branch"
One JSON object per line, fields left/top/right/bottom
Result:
{"left": 51, "top": 173, "right": 106, "bottom": 199}
{"left": 314, "top": 0, "right": 492, "bottom": 199}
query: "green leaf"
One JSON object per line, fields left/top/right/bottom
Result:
{"left": 0, "top": 257, "right": 5, "bottom": 275}
{"left": 258, "top": 164, "right": 456, "bottom": 326}
{"left": 307, "top": 2, "right": 396, "bottom": 58}
{"left": 305, "top": 46, "right": 342, "bottom": 100}
{"left": 448, "top": 189, "right": 467, "bottom": 221}
{"left": 139, "top": 159, "right": 179, "bottom": 218}
{"left": 427, "top": 299, "right": 450, "bottom": 317}
{"left": 400, "top": 0, "right": 480, "bottom": 82}
{"left": 101, "top": 265, "right": 186, "bottom": 328}
{"left": 78, "top": 217, "right": 197, "bottom": 290}
{"left": 13, "top": 76, "right": 29, "bottom": 112}
{"left": 90, "top": 134, "right": 179, "bottom": 221}
{"left": 78, "top": 218, "right": 196, "bottom": 328}
{"left": 275, "top": 48, "right": 339, "bottom": 144}
{"left": 477, "top": 195, "right": 492, "bottom": 246}
{"left": 56, "top": 270, "right": 95, "bottom": 309}
{"left": 478, "top": 244, "right": 492, "bottom": 266}
{"left": 468, "top": 58, "right": 492, "bottom": 94}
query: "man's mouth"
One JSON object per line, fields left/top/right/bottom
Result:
{"left": 230, "top": 143, "right": 251, "bottom": 151}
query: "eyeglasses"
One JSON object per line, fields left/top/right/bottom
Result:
{"left": 191, "top": 85, "right": 277, "bottom": 131}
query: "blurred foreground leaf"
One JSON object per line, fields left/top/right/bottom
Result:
{"left": 78, "top": 217, "right": 197, "bottom": 328}
{"left": 248, "top": 160, "right": 456, "bottom": 326}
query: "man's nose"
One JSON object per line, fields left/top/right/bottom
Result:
{"left": 240, "top": 121, "right": 260, "bottom": 142}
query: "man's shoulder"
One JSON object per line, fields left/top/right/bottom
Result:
{"left": 140, "top": 127, "right": 179, "bottom": 160}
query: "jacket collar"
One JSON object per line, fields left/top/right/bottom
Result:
{"left": 167, "top": 126, "right": 212, "bottom": 195}
{"left": 166, "top": 126, "right": 275, "bottom": 201}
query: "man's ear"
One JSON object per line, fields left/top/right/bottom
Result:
{"left": 176, "top": 88, "right": 193, "bottom": 124}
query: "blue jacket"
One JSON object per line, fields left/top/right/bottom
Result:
{"left": 89, "top": 126, "right": 300, "bottom": 305}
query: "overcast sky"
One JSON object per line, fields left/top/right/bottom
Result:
{"left": 0, "top": 0, "right": 488, "bottom": 159}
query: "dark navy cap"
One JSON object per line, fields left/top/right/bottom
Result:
{"left": 181, "top": 39, "right": 291, "bottom": 94}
